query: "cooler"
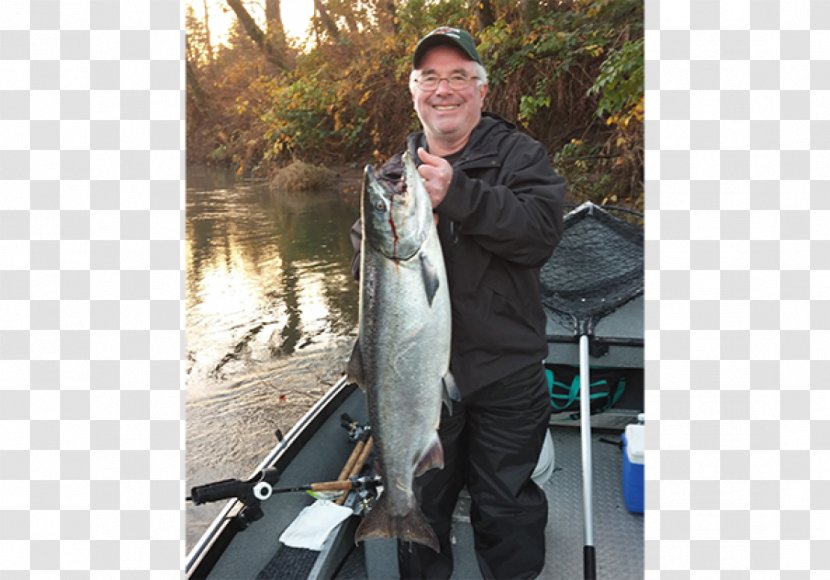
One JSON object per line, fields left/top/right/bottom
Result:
{"left": 622, "top": 422, "right": 644, "bottom": 514}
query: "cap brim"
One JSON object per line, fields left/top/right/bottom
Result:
{"left": 413, "top": 36, "right": 478, "bottom": 68}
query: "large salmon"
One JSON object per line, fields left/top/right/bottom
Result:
{"left": 348, "top": 151, "right": 457, "bottom": 552}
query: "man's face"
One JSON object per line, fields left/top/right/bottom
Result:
{"left": 411, "top": 45, "right": 487, "bottom": 150}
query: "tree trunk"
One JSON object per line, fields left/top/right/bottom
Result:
{"left": 201, "top": 0, "right": 214, "bottom": 64}
{"left": 186, "top": 59, "right": 208, "bottom": 117}
{"left": 377, "top": 0, "right": 398, "bottom": 35}
{"left": 265, "top": 0, "right": 288, "bottom": 58}
{"left": 313, "top": 0, "right": 341, "bottom": 41}
{"left": 342, "top": 5, "right": 359, "bottom": 35}
{"left": 473, "top": 0, "right": 495, "bottom": 29}
{"left": 265, "top": 0, "right": 286, "bottom": 39}
{"left": 225, "top": 0, "right": 291, "bottom": 70}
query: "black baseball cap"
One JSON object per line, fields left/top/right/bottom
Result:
{"left": 412, "top": 27, "right": 482, "bottom": 69}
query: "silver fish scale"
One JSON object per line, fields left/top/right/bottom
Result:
{"left": 361, "top": 223, "right": 450, "bottom": 516}
{"left": 356, "top": 152, "right": 451, "bottom": 523}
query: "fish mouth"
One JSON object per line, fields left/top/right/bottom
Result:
{"left": 361, "top": 152, "right": 432, "bottom": 262}
{"left": 374, "top": 170, "right": 407, "bottom": 197}
{"left": 363, "top": 164, "right": 420, "bottom": 261}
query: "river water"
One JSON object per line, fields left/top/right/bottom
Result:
{"left": 185, "top": 167, "right": 361, "bottom": 551}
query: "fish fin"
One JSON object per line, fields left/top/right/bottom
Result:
{"left": 354, "top": 495, "right": 440, "bottom": 553}
{"left": 441, "top": 372, "right": 461, "bottom": 415}
{"left": 414, "top": 433, "right": 444, "bottom": 477}
{"left": 346, "top": 340, "right": 365, "bottom": 390}
{"left": 419, "top": 253, "right": 440, "bottom": 307}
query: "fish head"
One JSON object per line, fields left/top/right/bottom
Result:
{"left": 362, "top": 152, "right": 432, "bottom": 261}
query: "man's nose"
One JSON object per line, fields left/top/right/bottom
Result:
{"left": 434, "top": 78, "right": 453, "bottom": 95}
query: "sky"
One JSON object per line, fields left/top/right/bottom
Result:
{"left": 187, "top": 0, "right": 315, "bottom": 47}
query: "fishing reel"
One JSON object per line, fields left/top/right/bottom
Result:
{"left": 340, "top": 413, "right": 371, "bottom": 443}
{"left": 352, "top": 476, "right": 382, "bottom": 516}
{"left": 187, "top": 467, "right": 281, "bottom": 531}
{"left": 338, "top": 413, "right": 381, "bottom": 514}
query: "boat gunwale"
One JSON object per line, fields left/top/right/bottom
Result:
{"left": 185, "top": 375, "right": 357, "bottom": 578}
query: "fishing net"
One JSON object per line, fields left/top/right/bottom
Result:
{"left": 540, "top": 202, "right": 643, "bottom": 335}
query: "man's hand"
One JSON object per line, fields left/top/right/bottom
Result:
{"left": 416, "top": 147, "right": 453, "bottom": 210}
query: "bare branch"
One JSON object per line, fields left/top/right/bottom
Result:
{"left": 225, "top": 0, "right": 291, "bottom": 70}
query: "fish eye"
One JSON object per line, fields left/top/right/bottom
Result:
{"left": 374, "top": 200, "right": 385, "bottom": 211}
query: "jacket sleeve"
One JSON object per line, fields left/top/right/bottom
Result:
{"left": 437, "top": 138, "right": 565, "bottom": 267}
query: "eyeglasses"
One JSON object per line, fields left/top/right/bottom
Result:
{"left": 414, "top": 74, "right": 480, "bottom": 92}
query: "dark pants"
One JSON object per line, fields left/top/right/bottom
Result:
{"left": 398, "top": 362, "right": 551, "bottom": 580}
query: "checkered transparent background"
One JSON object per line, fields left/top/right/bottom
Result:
{"left": 0, "top": 0, "right": 827, "bottom": 577}
{"left": 645, "top": 0, "right": 829, "bottom": 577}
{"left": 0, "top": 0, "right": 184, "bottom": 576}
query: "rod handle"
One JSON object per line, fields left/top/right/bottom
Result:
{"left": 583, "top": 545, "right": 596, "bottom": 580}
{"left": 189, "top": 479, "right": 243, "bottom": 505}
{"left": 310, "top": 480, "right": 355, "bottom": 492}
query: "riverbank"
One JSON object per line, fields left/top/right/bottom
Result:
{"left": 268, "top": 159, "right": 362, "bottom": 194}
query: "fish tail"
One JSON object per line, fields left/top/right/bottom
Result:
{"left": 354, "top": 496, "right": 440, "bottom": 552}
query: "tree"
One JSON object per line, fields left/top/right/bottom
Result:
{"left": 225, "top": 0, "right": 291, "bottom": 70}
{"left": 473, "top": 0, "right": 495, "bottom": 29}
{"left": 265, "top": 0, "right": 287, "bottom": 41}
{"left": 186, "top": 60, "right": 208, "bottom": 115}
{"left": 185, "top": 0, "right": 643, "bottom": 207}
{"left": 376, "top": 0, "right": 398, "bottom": 35}
{"left": 313, "top": 0, "right": 341, "bottom": 41}
{"left": 186, "top": 4, "right": 210, "bottom": 65}
{"left": 202, "top": 0, "right": 214, "bottom": 64}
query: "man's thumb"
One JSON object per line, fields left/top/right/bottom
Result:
{"left": 417, "top": 146, "right": 437, "bottom": 164}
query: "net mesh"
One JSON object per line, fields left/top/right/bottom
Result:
{"left": 540, "top": 203, "right": 643, "bottom": 334}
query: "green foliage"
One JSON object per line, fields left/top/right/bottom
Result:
{"left": 471, "top": 0, "right": 643, "bottom": 207}
{"left": 260, "top": 77, "right": 339, "bottom": 161}
{"left": 186, "top": 0, "right": 643, "bottom": 208}
{"left": 517, "top": 79, "right": 550, "bottom": 126}
{"left": 588, "top": 38, "right": 644, "bottom": 119}
{"left": 208, "top": 144, "right": 228, "bottom": 162}
{"left": 553, "top": 139, "right": 610, "bottom": 202}
{"left": 395, "top": 0, "right": 469, "bottom": 34}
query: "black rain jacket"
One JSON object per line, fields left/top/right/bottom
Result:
{"left": 351, "top": 112, "right": 565, "bottom": 396}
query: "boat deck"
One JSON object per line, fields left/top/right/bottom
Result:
{"left": 188, "top": 384, "right": 644, "bottom": 579}
{"left": 335, "top": 424, "right": 644, "bottom": 580}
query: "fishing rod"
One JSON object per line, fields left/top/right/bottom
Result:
{"left": 186, "top": 415, "right": 377, "bottom": 531}
{"left": 186, "top": 467, "right": 282, "bottom": 531}
{"left": 187, "top": 415, "right": 373, "bottom": 506}
{"left": 187, "top": 473, "right": 382, "bottom": 505}
{"left": 187, "top": 470, "right": 382, "bottom": 531}
{"left": 187, "top": 467, "right": 281, "bottom": 505}
{"left": 269, "top": 475, "right": 381, "bottom": 496}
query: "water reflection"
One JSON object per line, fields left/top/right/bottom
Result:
{"left": 185, "top": 167, "right": 361, "bottom": 550}
{"left": 185, "top": 168, "right": 359, "bottom": 396}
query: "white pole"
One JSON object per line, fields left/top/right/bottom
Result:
{"left": 579, "top": 334, "right": 594, "bottom": 548}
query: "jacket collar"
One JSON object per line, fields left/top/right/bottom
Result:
{"left": 407, "top": 111, "right": 514, "bottom": 168}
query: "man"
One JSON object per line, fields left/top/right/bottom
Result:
{"left": 352, "top": 27, "right": 565, "bottom": 579}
